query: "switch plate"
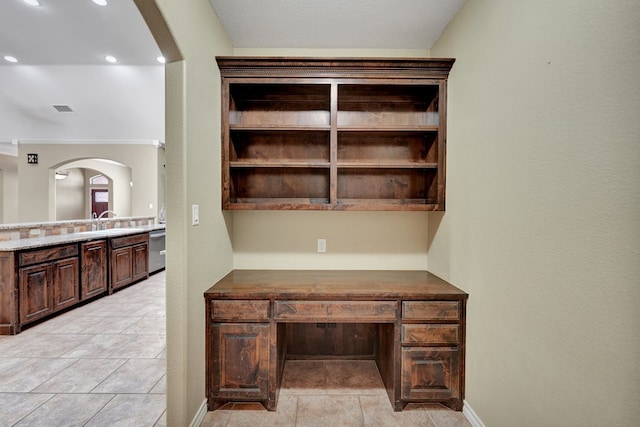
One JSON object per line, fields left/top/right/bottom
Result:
{"left": 317, "top": 238, "right": 326, "bottom": 253}
{"left": 192, "top": 204, "right": 199, "bottom": 226}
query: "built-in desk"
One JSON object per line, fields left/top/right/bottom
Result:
{"left": 204, "top": 270, "right": 468, "bottom": 412}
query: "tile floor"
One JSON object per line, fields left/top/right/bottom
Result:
{"left": 202, "top": 359, "right": 472, "bottom": 427}
{"left": 0, "top": 271, "right": 166, "bottom": 427}
{"left": 0, "top": 271, "right": 471, "bottom": 427}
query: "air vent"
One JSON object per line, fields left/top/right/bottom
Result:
{"left": 53, "top": 105, "right": 73, "bottom": 112}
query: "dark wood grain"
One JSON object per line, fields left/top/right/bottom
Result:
{"left": 1, "top": 231, "right": 152, "bottom": 335}
{"left": 205, "top": 269, "right": 467, "bottom": 412}
{"left": 217, "top": 57, "right": 454, "bottom": 211}
{"left": 0, "top": 252, "right": 17, "bottom": 334}
{"left": 110, "top": 233, "right": 149, "bottom": 292}
{"left": 205, "top": 270, "right": 467, "bottom": 300}
{"left": 81, "top": 240, "right": 107, "bottom": 300}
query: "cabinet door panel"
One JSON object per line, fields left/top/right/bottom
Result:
{"left": 111, "top": 247, "right": 133, "bottom": 290}
{"left": 81, "top": 241, "right": 107, "bottom": 300}
{"left": 132, "top": 243, "right": 148, "bottom": 282}
{"left": 19, "top": 264, "right": 53, "bottom": 323}
{"left": 213, "top": 323, "right": 269, "bottom": 399}
{"left": 52, "top": 258, "right": 79, "bottom": 311}
{"left": 401, "top": 347, "right": 460, "bottom": 400}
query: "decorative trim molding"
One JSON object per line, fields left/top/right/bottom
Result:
{"left": 463, "top": 400, "right": 486, "bottom": 427}
{"left": 216, "top": 56, "right": 455, "bottom": 79}
{"left": 189, "top": 399, "right": 209, "bottom": 427}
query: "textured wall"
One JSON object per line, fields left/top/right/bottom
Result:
{"left": 430, "top": 0, "right": 640, "bottom": 425}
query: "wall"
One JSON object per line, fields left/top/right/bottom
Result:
{"left": 61, "top": 159, "right": 133, "bottom": 219}
{"left": 231, "top": 48, "right": 432, "bottom": 270}
{"left": 55, "top": 168, "right": 85, "bottom": 220}
{"left": 143, "top": 1, "right": 234, "bottom": 425}
{"left": 16, "top": 142, "right": 159, "bottom": 223}
{"left": 429, "top": 1, "right": 640, "bottom": 426}
{"left": 0, "top": 154, "right": 18, "bottom": 223}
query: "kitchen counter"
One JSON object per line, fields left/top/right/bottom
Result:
{"left": 1, "top": 223, "right": 164, "bottom": 334}
{"left": 0, "top": 224, "right": 165, "bottom": 251}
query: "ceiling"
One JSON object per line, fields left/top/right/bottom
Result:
{"left": 210, "top": 0, "right": 465, "bottom": 49}
{"left": 0, "top": 0, "right": 463, "bottom": 152}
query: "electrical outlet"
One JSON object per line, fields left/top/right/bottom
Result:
{"left": 317, "top": 238, "right": 326, "bottom": 253}
{"left": 192, "top": 204, "right": 199, "bottom": 226}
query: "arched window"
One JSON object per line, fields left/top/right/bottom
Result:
{"left": 90, "top": 174, "right": 108, "bottom": 185}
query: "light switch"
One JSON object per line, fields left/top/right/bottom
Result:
{"left": 192, "top": 204, "right": 199, "bottom": 226}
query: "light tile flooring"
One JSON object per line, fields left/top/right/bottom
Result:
{"left": 1, "top": 271, "right": 471, "bottom": 427}
{"left": 202, "top": 360, "right": 472, "bottom": 427}
{"left": 0, "top": 271, "right": 166, "bottom": 427}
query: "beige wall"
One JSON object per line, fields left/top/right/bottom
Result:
{"left": 430, "top": 0, "right": 640, "bottom": 426}
{"left": 55, "top": 168, "right": 85, "bottom": 220}
{"left": 17, "top": 142, "right": 159, "bottom": 223}
{"left": 0, "top": 153, "right": 18, "bottom": 223}
{"left": 148, "top": 0, "right": 233, "bottom": 425}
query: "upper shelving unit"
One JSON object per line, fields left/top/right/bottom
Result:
{"left": 217, "top": 57, "right": 455, "bottom": 211}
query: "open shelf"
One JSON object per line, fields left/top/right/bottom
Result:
{"left": 338, "top": 84, "right": 439, "bottom": 128}
{"left": 229, "top": 83, "right": 331, "bottom": 128}
{"left": 217, "top": 57, "right": 454, "bottom": 211}
{"left": 337, "top": 168, "right": 439, "bottom": 205}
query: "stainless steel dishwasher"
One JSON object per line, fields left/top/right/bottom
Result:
{"left": 148, "top": 229, "right": 166, "bottom": 274}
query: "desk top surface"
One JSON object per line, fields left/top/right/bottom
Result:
{"left": 204, "top": 270, "right": 467, "bottom": 301}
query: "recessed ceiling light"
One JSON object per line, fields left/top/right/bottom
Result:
{"left": 4, "top": 56, "right": 18, "bottom": 63}
{"left": 157, "top": 56, "right": 166, "bottom": 64}
{"left": 104, "top": 55, "right": 117, "bottom": 63}
{"left": 92, "top": 0, "right": 108, "bottom": 6}
{"left": 23, "top": 0, "right": 41, "bottom": 6}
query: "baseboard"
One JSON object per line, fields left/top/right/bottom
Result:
{"left": 189, "top": 399, "right": 208, "bottom": 427}
{"left": 463, "top": 400, "right": 486, "bottom": 427}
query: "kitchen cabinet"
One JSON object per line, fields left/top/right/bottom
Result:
{"left": 0, "top": 228, "right": 160, "bottom": 335}
{"left": 205, "top": 270, "right": 467, "bottom": 411}
{"left": 17, "top": 244, "right": 79, "bottom": 325}
{"left": 80, "top": 240, "right": 107, "bottom": 300}
{"left": 216, "top": 57, "right": 454, "bottom": 211}
{"left": 109, "top": 233, "right": 149, "bottom": 292}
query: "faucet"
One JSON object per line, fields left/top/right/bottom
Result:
{"left": 96, "top": 210, "right": 118, "bottom": 230}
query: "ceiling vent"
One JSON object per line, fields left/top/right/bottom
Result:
{"left": 53, "top": 105, "right": 73, "bottom": 112}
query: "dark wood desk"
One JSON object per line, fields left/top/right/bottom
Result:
{"left": 204, "top": 270, "right": 468, "bottom": 412}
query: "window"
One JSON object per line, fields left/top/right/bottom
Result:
{"left": 90, "top": 174, "right": 108, "bottom": 185}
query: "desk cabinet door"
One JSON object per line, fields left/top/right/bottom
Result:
{"left": 212, "top": 323, "right": 269, "bottom": 400}
{"left": 401, "top": 347, "right": 461, "bottom": 401}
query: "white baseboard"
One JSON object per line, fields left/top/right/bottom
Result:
{"left": 189, "top": 399, "right": 208, "bottom": 427}
{"left": 463, "top": 400, "right": 486, "bottom": 427}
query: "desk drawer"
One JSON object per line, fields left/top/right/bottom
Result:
{"left": 402, "top": 301, "right": 460, "bottom": 321}
{"left": 402, "top": 324, "right": 459, "bottom": 345}
{"left": 274, "top": 301, "right": 396, "bottom": 322}
{"left": 211, "top": 300, "right": 270, "bottom": 322}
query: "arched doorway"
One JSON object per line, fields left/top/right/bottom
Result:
{"left": 51, "top": 158, "right": 132, "bottom": 221}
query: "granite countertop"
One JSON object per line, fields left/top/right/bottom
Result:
{"left": 0, "top": 224, "right": 165, "bottom": 252}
